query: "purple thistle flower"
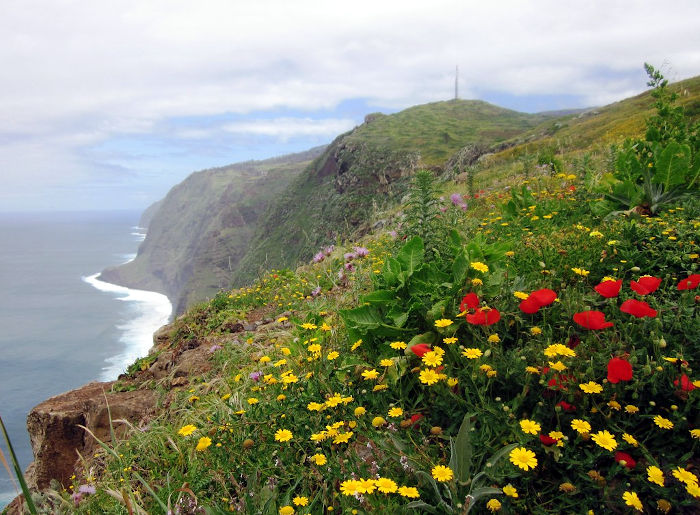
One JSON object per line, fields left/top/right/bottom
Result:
{"left": 324, "top": 245, "right": 335, "bottom": 256}
{"left": 249, "top": 371, "right": 262, "bottom": 382}
{"left": 344, "top": 252, "right": 357, "bottom": 261}
{"left": 353, "top": 246, "right": 369, "bottom": 257}
{"left": 209, "top": 344, "right": 222, "bottom": 353}
{"left": 312, "top": 251, "right": 325, "bottom": 263}
{"left": 450, "top": 193, "right": 462, "bottom": 206}
{"left": 344, "top": 262, "right": 355, "bottom": 271}
{"left": 311, "top": 286, "right": 322, "bottom": 297}
{"left": 79, "top": 484, "right": 96, "bottom": 495}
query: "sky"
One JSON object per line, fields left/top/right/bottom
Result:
{"left": 2, "top": 1, "right": 700, "bottom": 212}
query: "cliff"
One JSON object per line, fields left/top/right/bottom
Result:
{"left": 99, "top": 147, "right": 324, "bottom": 314}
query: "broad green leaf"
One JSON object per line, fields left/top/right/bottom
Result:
{"left": 448, "top": 229, "right": 463, "bottom": 248}
{"left": 653, "top": 141, "right": 691, "bottom": 188}
{"left": 382, "top": 257, "right": 402, "bottom": 286}
{"left": 449, "top": 412, "right": 474, "bottom": 483}
{"left": 614, "top": 145, "right": 642, "bottom": 182}
{"left": 407, "top": 332, "right": 437, "bottom": 347}
{"left": 397, "top": 236, "right": 424, "bottom": 277}
{"left": 340, "top": 305, "right": 384, "bottom": 329}
{"left": 452, "top": 250, "right": 468, "bottom": 285}
{"left": 390, "top": 310, "right": 409, "bottom": 328}
{"left": 361, "top": 290, "right": 396, "bottom": 305}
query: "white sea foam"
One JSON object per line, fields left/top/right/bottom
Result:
{"left": 82, "top": 273, "right": 172, "bottom": 381}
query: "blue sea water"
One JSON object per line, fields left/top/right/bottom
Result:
{"left": 0, "top": 211, "right": 171, "bottom": 508}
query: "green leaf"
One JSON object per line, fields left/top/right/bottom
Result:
{"left": 452, "top": 250, "right": 468, "bottom": 285}
{"left": 427, "top": 300, "right": 447, "bottom": 322}
{"left": 449, "top": 412, "right": 474, "bottom": 483}
{"left": 416, "top": 471, "right": 444, "bottom": 507}
{"left": 340, "top": 305, "right": 384, "bottom": 330}
{"left": 614, "top": 145, "right": 642, "bottom": 182}
{"left": 405, "top": 500, "right": 439, "bottom": 513}
{"left": 448, "top": 229, "right": 463, "bottom": 248}
{"left": 484, "top": 443, "right": 518, "bottom": 470}
{"left": 361, "top": 290, "right": 396, "bottom": 305}
{"left": 390, "top": 309, "right": 409, "bottom": 328}
{"left": 382, "top": 257, "right": 402, "bottom": 286}
{"left": 397, "top": 236, "right": 424, "bottom": 277}
{"left": 653, "top": 141, "right": 691, "bottom": 189}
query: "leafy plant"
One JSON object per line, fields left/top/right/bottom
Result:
{"left": 598, "top": 64, "right": 699, "bottom": 215}
{"left": 402, "top": 170, "right": 444, "bottom": 256}
{"left": 407, "top": 413, "right": 514, "bottom": 514}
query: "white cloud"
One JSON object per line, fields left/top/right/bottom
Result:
{"left": 1, "top": 0, "right": 700, "bottom": 209}
{"left": 221, "top": 118, "right": 356, "bottom": 139}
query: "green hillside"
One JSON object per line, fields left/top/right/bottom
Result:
{"left": 232, "top": 101, "right": 555, "bottom": 286}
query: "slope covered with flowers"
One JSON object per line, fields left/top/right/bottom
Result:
{"left": 48, "top": 168, "right": 699, "bottom": 514}
{"left": 17, "top": 70, "right": 699, "bottom": 514}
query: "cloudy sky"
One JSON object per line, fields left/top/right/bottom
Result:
{"left": 2, "top": 1, "right": 700, "bottom": 212}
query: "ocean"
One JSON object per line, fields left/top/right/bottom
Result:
{"left": 0, "top": 210, "right": 171, "bottom": 509}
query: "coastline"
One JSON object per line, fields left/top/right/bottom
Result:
{"left": 0, "top": 221, "right": 172, "bottom": 511}
{"left": 82, "top": 273, "right": 172, "bottom": 380}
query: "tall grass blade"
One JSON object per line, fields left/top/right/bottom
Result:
{"left": 0, "top": 445, "right": 20, "bottom": 494}
{"left": 0, "top": 414, "right": 38, "bottom": 514}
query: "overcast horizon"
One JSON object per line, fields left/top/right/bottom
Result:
{"left": 2, "top": 1, "right": 700, "bottom": 212}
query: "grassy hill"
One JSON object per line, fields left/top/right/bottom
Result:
{"left": 232, "top": 100, "right": 555, "bottom": 286}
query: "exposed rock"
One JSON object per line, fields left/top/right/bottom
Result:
{"left": 25, "top": 382, "right": 157, "bottom": 491}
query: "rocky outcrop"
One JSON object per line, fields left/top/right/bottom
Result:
{"left": 25, "top": 382, "right": 157, "bottom": 491}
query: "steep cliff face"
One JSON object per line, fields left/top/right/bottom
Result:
{"left": 99, "top": 147, "right": 324, "bottom": 314}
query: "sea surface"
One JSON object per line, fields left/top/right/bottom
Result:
{"left": 0, "top": 210, "right": 171, "bottom": 508}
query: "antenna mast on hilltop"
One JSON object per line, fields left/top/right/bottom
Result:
{"left": 454, "top": 65, "right": 459, "bottom": 100}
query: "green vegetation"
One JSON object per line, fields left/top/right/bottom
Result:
{"left": 7, "top": 69, "right": 700, "bottom": 514}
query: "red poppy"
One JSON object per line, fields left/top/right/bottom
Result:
{"left": 410, "top": 344, "right": 431, "bottom": 358}
{"left": 614, "top": 451, "right": 636, "bottom": 469}
{"left": 677, "top": 274, "right": 700, "bottom": 290}
{"left": 620, "top": 299, "right": 657, "bottom": 318}
{"left": 674, "top": 374, "right": 696, "bottom": 392}
{"left": 630, "top": 276, "right": 662, "bottom": 295}
{"left": 410, "top": 413, "right": 424, "bottom": 426}
{"left": 519, "top": 296, "right": 540, "bottom": 314}
{"left": 573, "top": 310, "right": 613, "bottom": 330}
{"left": 460, "top": 292, "right": 479, "bottom": 312}
{"left": 519, "top": 288, "right": 557, "bottom": 314}
{"left": 466, "top": 307, "right": 501, "bottom": 325}
{"left": 539, "top": 434, "right": 559, "bottom": 446}
{"left": 594, "top": 279, "right": 622, "bottom": 298}
{"left": 556, "top": 401, "right": 576, "bottom": 412}
{"left": 607, "top": 357, "right": 633, "bottom": 383}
